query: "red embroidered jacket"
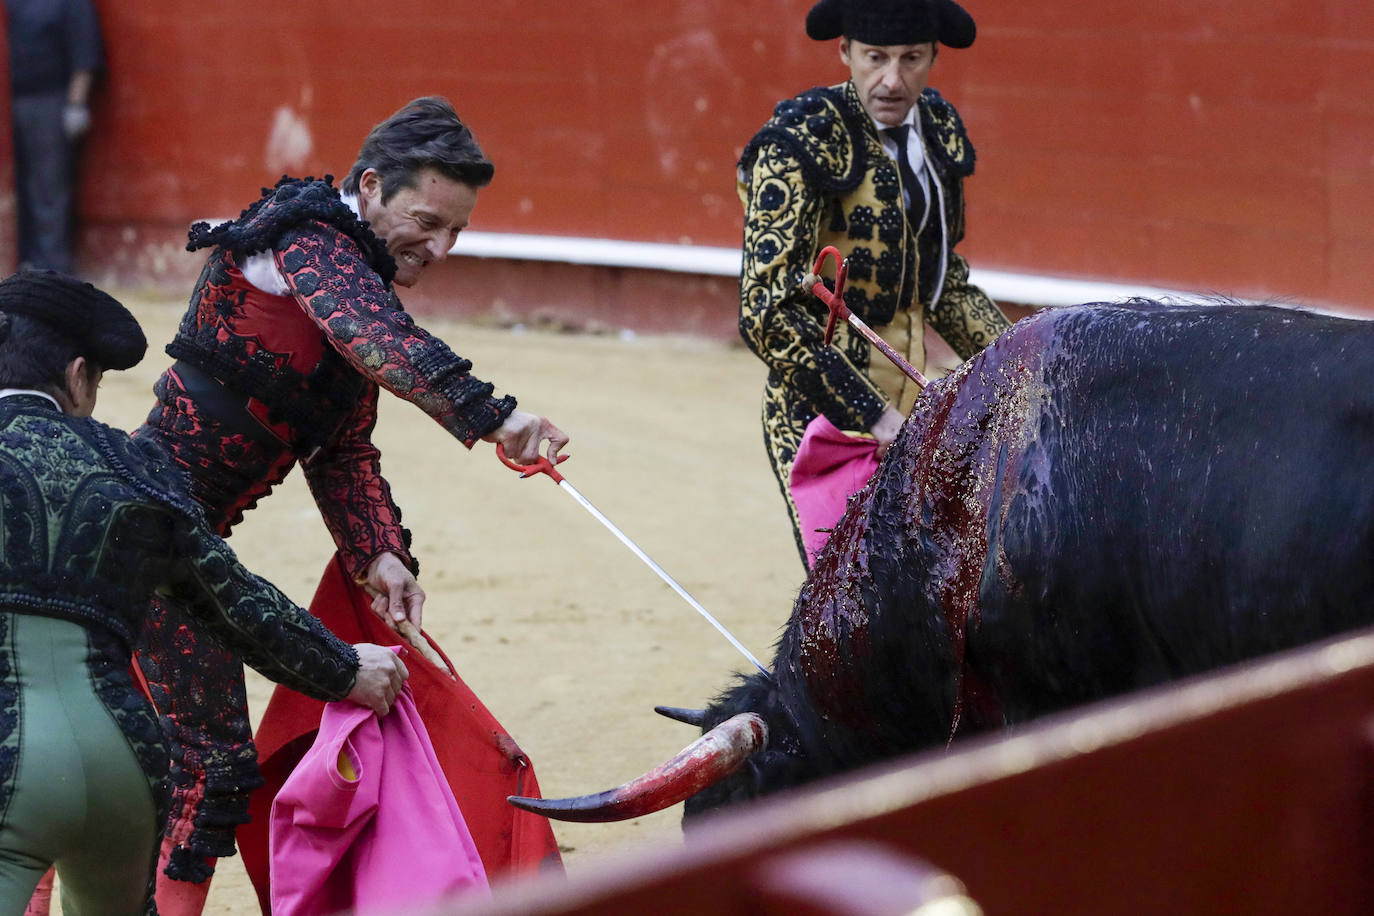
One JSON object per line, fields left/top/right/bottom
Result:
{"left": 140, "top": 177, "right": 515, "bottom": 576}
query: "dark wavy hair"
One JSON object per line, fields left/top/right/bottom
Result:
{"left": 342, "top": 96, "right": 495, "bottom": 201}
{"left": 0, "top": 313, "right": 98, "bottom": 394}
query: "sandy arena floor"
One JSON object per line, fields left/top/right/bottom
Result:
{"left": 64, "top": 293, "right": 803, "bottom": 913}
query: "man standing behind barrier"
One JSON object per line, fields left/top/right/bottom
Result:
{"left": 130, "top": 97, "right": 569, "bottom": 910}
{"left": 737, "top": 0, "right": 1010, "bottom": 566}
{"left": 0, "top": 270, "right": 406, "bottom": 913}
{"left": 3, "top": 0, "right": 103, "bottom": 273}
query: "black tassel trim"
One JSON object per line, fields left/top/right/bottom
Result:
{"left": 187, "top": 176, "right": 397, "bottom": 286}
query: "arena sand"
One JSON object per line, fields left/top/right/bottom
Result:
{"left": 56, "top": 294, "right": 802, "bottom": 912}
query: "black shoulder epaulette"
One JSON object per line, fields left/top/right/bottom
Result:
{"left": 186, "top": 175, "right": 396, "bottom": 286}
{"left": 738, "top": 85, "right": 871, "bottom": 194}
{"left": 86, "top": 419, "right": 206, "bottom": 524}
{"left": 918, "top": 88, "right": 976, "bottom": 179}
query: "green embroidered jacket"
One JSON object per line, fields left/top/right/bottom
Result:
{"left": 0, "top": 394, "right": 359, "bottom": 699}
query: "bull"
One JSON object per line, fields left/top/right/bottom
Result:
{"left": 511, "top": 300, "right": 1374, "bottom": 822}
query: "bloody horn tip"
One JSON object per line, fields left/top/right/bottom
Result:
{"left": 506, "top": 712, "right": 768, "bottom": 823}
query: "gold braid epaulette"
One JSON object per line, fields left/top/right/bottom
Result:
{"left": 917, "top": 88, "right": 977, "bottom": 180}
{"left": 740, "top": 84, "right": 976, "bottom": 193}
{"left": 739, "top": 84, "right": 869, "bottom": 194}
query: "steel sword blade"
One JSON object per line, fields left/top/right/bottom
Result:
{"left": 556, "top": 479, "right": 769, "bottom": 676}
{"left": 495, "top": 446, "right": 769, "bottom": 676}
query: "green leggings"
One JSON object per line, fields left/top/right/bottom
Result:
{"left": 0, "top": 614, "right": 158, "bottom": 915}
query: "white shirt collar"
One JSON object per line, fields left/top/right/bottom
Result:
{"left": 0, "top": 389, "right": 61, "bottom": 410}
{"left": 871, "top": 106, "right": 918, "bottom": 134}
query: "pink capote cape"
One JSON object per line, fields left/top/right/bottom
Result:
{"left": 269, "top": 676, "right": 488, "bottom": 915}
{"left": 789, "top": 415, "right": 881, "bottom": 566}
{"left": 240, "top": 555, "right": 562, "bottom": 912}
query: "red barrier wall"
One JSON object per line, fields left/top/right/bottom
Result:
{"left": 35, "top": 2, "right": 1374, "bottom": 319}
{"left": 458, "top": 628, "right": 1374, "bottom": 915}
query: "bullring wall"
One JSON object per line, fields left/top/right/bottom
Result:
{"left": 2, "top": 1, "right": 1372, "bottom": 332}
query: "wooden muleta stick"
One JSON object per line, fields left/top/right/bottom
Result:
{"left": 391, "top": 618, "right": 454, "bottom": 679}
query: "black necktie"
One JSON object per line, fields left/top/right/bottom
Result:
{"left": 883, "top": 125, "right": 926, "bottom": 222}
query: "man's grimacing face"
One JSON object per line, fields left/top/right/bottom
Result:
{"left": 357, "top": 166, "right": 478, "bottom": 287}
{"left": 841, "top": 37, "right": 937, "bottom": 127}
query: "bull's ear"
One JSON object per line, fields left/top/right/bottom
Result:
{"left": 654, "top": 705, "right": 707, "bottom": 727}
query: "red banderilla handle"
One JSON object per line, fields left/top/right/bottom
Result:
{"left": 495, "top": 443, "right": 569, "bottom": 483}
{"left": 807, "top": 245, "right": 929, "bottom": 389}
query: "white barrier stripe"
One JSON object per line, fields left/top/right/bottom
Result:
{"left": 452, "top": 231, "right": 739, "bottom": 275}
{"left": 448, "top": 231, "right": 1204, "bottom": 308}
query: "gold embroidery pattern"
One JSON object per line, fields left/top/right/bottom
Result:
{"left": 739, "top": 82, "right": 1005, "bottom": 562}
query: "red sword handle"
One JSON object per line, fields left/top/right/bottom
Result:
{"left": 809, "top": 246, "right": 850, "bottom": 347}
{"left": 806, "top": 245, "right": 929, "bottom": 389}
{"left": 495, "top": 443, "right": 569, "bottom": 483}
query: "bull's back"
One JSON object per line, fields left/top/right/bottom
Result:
{"left": 972, "top": 302, "right": 1374, "bottom": 717}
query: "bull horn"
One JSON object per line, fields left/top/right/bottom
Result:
{"left": 508, "top": 712, "right": 767, "bottom": 823}
{"left": 654, "top": 705, "right": 707, "bottom": 726}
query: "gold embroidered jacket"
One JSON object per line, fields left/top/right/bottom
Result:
{"left": 738, "top": 81, "right": 1008, "bottom": 449}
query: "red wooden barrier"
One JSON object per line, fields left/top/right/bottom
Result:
{"left": 56, "top": 1, "right": 1374, "bottom": 318}
{"left": 452, "top": 627, "right": 1374, "bottom": 915}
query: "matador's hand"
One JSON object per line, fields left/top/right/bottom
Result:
{"left": 871, "top": 406, "right": 906, "bottom": 460}
{"left": 346, "top": 643, "right": 409, "bottom": 717}
{"left": 362, "top": 552, "right": 425, "bottom": 628}
{"left": 482, "top": 409, "right": 569, "bottom": 465}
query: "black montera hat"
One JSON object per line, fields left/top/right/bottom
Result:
{"left": 806, "top": 0, "right": 976, "bottom": 49}
{"left": 0, "top": 270, "right": 146, "bottom": 370}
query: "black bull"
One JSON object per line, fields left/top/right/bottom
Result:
{"left": 512, "top": 300, "right": 1374, "bottom": 822}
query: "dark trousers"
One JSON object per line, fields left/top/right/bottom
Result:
{"left": 11, "top": 92, "right": 75, "bottom": 273}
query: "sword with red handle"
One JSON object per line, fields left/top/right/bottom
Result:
{"left": 807, "top": 245, "right": 930, "bottom": 389}
{"left": 495, "top": 445, "right": 769, "bottom": 676}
